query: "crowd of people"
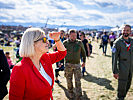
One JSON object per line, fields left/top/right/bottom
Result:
{"left": 0, "top": 24, "right": 133, "bottom": 100}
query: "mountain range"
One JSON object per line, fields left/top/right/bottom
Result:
{"left": 0, "top": 22, "right": 115, "bottom": 30}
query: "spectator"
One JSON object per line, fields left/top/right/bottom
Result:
{"left": 79, "top": 32, "right": 90, "bottom": 76}
{"left": 64, "top": 33, "right": 69, "bottom": 39}
{"left": 14, "top": 38, "right": 20, "bottom": 47}
{"left": 76, "top": 31, "right": 80, "bottom": 39}
{"left": 15, "top": 44, "right": 23, "bottom": 63}
{"left": 0, "top": 39, "right": 4, "bottom": 46}
{"left": 63, "top": 29, "right": 86, "bottom": 100}
{"left": 9, "top": 28, "right": 66, "bottom": 100}
{"left": 101, "top": 32, "right": 109, "bottom": 56}
{"left": 5, "top": 52, "right": 14, "bottom": 69}
{"left": 112, "top": 24, "right": 133, "bottom": 100}
{"left": 0, "top": 49, "right": 10, "bottom": 99}
{"left": 96, "top": 32, "right": 100, "bottom": 43}
{"left": 109, "top": 32, "right": 116, "bottom": 49}
{"left": 5, "top": 41, "right": 11, "bottom": 46}
{"left": 54, "top": 30, "right": 66, "bottom": 83}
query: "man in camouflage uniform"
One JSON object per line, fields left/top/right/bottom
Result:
{"left": 112, "top": 24, "right": 133, "bottom": 100}
{"left": 63, "top": 29, "right": 86, "bottom": 100}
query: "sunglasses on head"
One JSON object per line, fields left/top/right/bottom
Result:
{"left": 34, "top": 37, "right": 47, "bottom": 43}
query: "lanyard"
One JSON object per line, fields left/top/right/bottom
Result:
{"left": 124, "top": 41, "right": 131, "bottom": 51}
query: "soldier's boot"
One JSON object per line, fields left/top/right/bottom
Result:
{"left": 116, "top": 97, "right": 124, "bottom": 100}
{"left": 69, "top": 92, "right": 74, "bottom": 99}
{"left": 76, "top": 96, "right": 82, "bottom": 100}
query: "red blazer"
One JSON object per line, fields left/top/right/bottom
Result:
{"left": 9, "top": 50, "right": 67, "bottom": 100}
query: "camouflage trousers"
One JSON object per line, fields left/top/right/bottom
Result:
{"left": 64, "top": 63, "right": 82, "bottom": 99}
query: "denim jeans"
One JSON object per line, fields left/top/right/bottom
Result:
{"left": 102, "top": 44, "right": 107, "bottom": 55}
{"left": 80, "top": 55, "right": 86, "bottom": 74}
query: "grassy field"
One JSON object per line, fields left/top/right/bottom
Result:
{"left": 1, "top": 40, "right": 133, "bottom": 100}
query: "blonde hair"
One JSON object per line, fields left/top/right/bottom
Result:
{"left": 19, "top": 28, "right": 45, "bottom": 57}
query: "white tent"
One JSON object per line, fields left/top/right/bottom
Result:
{"left": 110, "top": 27, "right": 119, "bottom": 32}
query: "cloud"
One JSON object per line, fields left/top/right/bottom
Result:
{"left": 80, "top": 0, "right": 133, "bottom": 9}
{"left": 0, "top": 0, "right": 133, "bottom": 27}
{"left": 89, "top": 14, "right": 104, "bottom": 20}
{"left": 0, "top": 0, "right": 77, "bottom": 24}
{"left": 0, "top": 1, "right": 15, "bottom": 9}
{"left": 0, "top": 16, "right": 8, "bottom": 20}
{"left": 94, "top": 2, "right": 115, "bottom": 7}
{"left": 46, "top": 0, "right": 74, "bottom": 10}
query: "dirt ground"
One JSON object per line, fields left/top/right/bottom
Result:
{"left": 3, "top": 40, "right": 133, "bottom": 100}
{"left": 52, "top": 41, "right": 133, "bottom": 100}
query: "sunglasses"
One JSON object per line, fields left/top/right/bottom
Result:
{"left": 34, "top": 37, "right": 47, "bottom": 43}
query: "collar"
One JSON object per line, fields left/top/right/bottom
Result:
{"left": 120, "top": 35, "right": 131, "bottom": 42}
{"left": 68, "top": 39, "right": 77, "bottom": 42}
{"left": 21, "top": 55, "right": 53, "bottom": 88}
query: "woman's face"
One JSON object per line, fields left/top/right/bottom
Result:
{"left": 60, "top": 32, "right": 65, "bottom": 38}
{"left": 34, "top": 35, "right": 49, "bottom": 54}
{"left": 5, "top": 54, "right": 10, "bottom": 58}
{"left": 79, "top": 33, "right": 84, "bottom": 40}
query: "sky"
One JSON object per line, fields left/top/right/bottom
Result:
{"left": 0, "top": 0, "right": 133, "bottom": 27}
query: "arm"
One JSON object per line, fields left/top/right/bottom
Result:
{"left": 49, "top": 32, "right": 66, "bottom": 51}
{"left": 108, "top": 35, "right": 110, "bottom": 44}
{"left": 100, "top": 36, "right": 103, "bottom": 44}
{"left": 48, "top": 50, "right": 67, "bottom": 64}
{"left": 108, "top": 36, "right": 111, "bottom": 44}
{"left": 80, "top": 42, "right": 86, "bottom": 67}
{"left": 9, "top": 57, "right": 14, "bottom": 66}
{"left": 86, "top": 43, "right": 90, "bottom": 57}
{"left": 112, "top": 41, "right": 120, "bottom": 79}
{"left": 48, "top": 32, "right": 67, "bottom": 64}
{"left": 55, "top": 40, "right": 66, "bottom": 51}
{"left": 9, "top": 66, "right": 25, "bottom": 100}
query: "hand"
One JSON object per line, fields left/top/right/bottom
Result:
{"left": 82, "top": 62, "right": 85, "bottom": 68}
{"left": 113, "top": 74, "right": 119, "bottom": 79}
{"left": 88, "top": 52, "right": 90, "bottom": 57}
{"left": 49, "top": 32, "right": 60, "bottom": 40}
{"left": 58, "top": 65, "right": 62, "bottom": 68}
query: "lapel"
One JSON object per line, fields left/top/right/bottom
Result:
{"left": 120, "top": 36, "right": 126, "bottom": 48}
{"left": 22, "top": 57, "right": 52, "bottom": 88}
{"left": 129, "top": 37, "right": 133, "bottom": 51}
{"left": 40, "top": 54, "right": 54, "bottom": 87}
{"left": 120, "top": 36, "right": 132, "bottom": 51}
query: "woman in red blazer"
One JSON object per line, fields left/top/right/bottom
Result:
{"left": 9, "top": 28, "right": 67, "bottom": 100}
